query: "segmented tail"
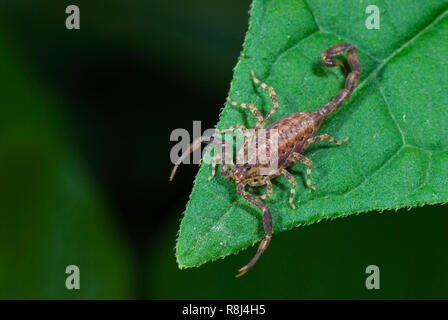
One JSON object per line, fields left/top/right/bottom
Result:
{"left": 319, "top": 43, "right": 361, "bottom": 116}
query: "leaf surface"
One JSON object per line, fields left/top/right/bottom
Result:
{"left": 176, "top": 0, "right": 448, "bottom": 268}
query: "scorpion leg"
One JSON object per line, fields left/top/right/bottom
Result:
{"left": 295, "top": 133, "right": 350, "bottom": 183}
{"left": 249, "top": 169, "right": 286, "bottom": 199}
{"left": 225, "top": 98, "right": 260, "bottom": 162}
{"left": 248, "top": 178, "right": 266, "bottom": 187}
{"left": 289, "top": 153, "right": 316, "bottom": 192}
{"left": 215, "top": 124, "right": 250, "bottom": 137}
{"left": 305, "top": 134, "right": 349, "bottom": 148}
{"left": 219, "top": 136, "right": 237, "bottom": 178}
{"left": 250, "top": 70, "right": 279, "bottom": 129}
{"left": 209, "top": 150, "right": 225, "bottom": 181}
{"left": 236, "top": 182, "right": 272, "bottom": 278}
{"left": 207, "top": 138, "right": 235, "bottom": 181}
{"left": 247, "top": 177, "right": 272, "bottom": 200}
{"left": 279, "top": 169, "right": 297, "bottom": 209}
{"left": 226, "top": 98, "right": 263, "bottom": 123}
{"left": 260, "top": 179, "right": 273, "bottom": 200}
{"left": 227, "top": 70, "right": 280, "bottom": 130}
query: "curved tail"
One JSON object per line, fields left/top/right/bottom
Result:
{"left": 319, "top": 43, "right": 361, "bottom": 117}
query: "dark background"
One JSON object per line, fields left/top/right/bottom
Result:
{"left": 0, "top": 1, "right": 447, "bottom": 299}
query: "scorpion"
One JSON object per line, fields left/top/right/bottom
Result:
{"left": 170, "top": 43, "right": 361, "bottom": 277}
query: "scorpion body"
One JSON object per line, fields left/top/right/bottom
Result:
{"left": 171, "top": 43, "right": 361, "bottom": 277}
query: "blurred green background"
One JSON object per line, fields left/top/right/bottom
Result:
{"left": 0, "top": 1, "right": 447, "bottom": 299}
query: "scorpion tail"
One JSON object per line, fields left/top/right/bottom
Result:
{"left": 319, "top": 42, "right": 361, "bottom": 117}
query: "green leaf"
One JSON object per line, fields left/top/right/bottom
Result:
{"left": 176, "top": 0, "right": 448, "bottom": 269}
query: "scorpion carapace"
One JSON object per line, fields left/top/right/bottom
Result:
{"left": 170, "top": 43, "right": 361, "bottom": 277}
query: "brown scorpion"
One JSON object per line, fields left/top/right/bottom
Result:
{"left": 170, "top": 43, "right": 361, "bottom": 277}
